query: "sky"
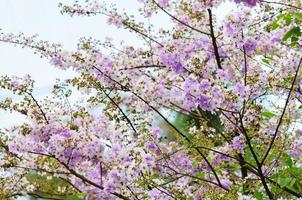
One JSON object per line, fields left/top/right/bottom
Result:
{"left": 0, "top": 0, "right": 151, "bottom": 127}
{"left": 0, "top": 0, "right": 234, "bottom": 126}
{"left": 0, "top": 0, "right": 144, "bottom": 90}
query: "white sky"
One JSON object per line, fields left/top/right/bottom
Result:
{"left": 0, "top": 0, "right": 149, "bottom": 127}
{"left": 0, "top": 0, "right": 144, "bottom": 90}
{"left": 0, "top": 0, "right": 234, "bottom": 127}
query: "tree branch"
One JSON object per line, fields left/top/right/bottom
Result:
{"left": 152, "top": 0, "right": 210, "bottom": 36}
{"left": 207, "top": 9, "right": 222, "bottom": 69}
{"left": 261, "top": 56, "right": 302, "bottom": 165}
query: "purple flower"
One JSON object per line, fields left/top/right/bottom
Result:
{"left": 221, "top": 179, "right": 233, "bottom": 188}
{"left": 287, "top": 139, "right": 302, "bottom": 158}
{"left": 192, "top": 2, "right": 202, "bottom": 13}
{"left": 174, "top": 62, "right": 185, "bottom": 73}
{"left": 107, "top": 15, "right": 123, "bottom": 27}
{"left": 109, "top": 169, "right": 121, "bottom": 181}
{"left": 158, "top": 0, "right": 169, "bottom": 8}
{"left": 143, "top": 153, "right": 155, "bottom": 165}
{"left": 184, "top": 93, "right": 196, "bottom": 110}
{"left": 287, "top": 150, "right": 299, "bottom": 158}
{"left": 146, "top": 142, "right": 157, "bottom": 151}
{"left": 104, "top": 180, "right": 116, "bottom": 193}
{"left": 199, "top": 79, "right": 211, "bottom": 92}
{"left": 152, "top": 127, "right": 161, "bottom": 138}
{"left": 234, "top": 0, "right": 257, "bottom": 7}
{"left": 244, "top": 38, "right": 257, "bottom": 55}
{"left": 271, "top": 36, "right": 281, "bottom": 44}
{"left": 159, "top": 52, "right": 185, "bottom": 73}
{"left": 261, "top": 165, "right": 268, "bottom": 175}
{"left": 224, "top": 22, "right": 234, "bottom": 35}
{"left": 199, "top": 94, "right": 212, "bottom": 111}
{"left": 230, "top": 135, "right": 245, "bottom": 153}
{"left": 296, "top": 130, "right": 302, "bottom": 137}
{"left": 50, "top": 56, "right": 63, "bottom": 66}
{"left": 233, "top": 83, "right": 245, "bottom": 97}
{"left": 149, "top": 189, "right": 162, "bottom": 198}
{"left": 8, "top": 143, "right": 18, "bottom": 153}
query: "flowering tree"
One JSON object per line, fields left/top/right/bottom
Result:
{"left": 0, "top": 0, "right": 302, "bottom": 199}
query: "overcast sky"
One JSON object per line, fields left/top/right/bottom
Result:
{"left": 0, "top": 0, "right": 234, "bottom": 127}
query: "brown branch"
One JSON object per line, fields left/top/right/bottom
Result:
{"left": 58, "top": 176, "right": 82, "bottom": 193}
{"left": 119, "top": 65, "right": 165, "bottom": 71}
{"left": 25, "top": 92, "right": 49, "bottom": 124}
{"left": 126, "top": 186, "right": 140, "bottom": 200}
{"left": 152, "top": 0, "right": 210, "bottom": 36}
{"left": 261, "top": 56, "right": 302, "bottom": 165}
{"left": 194, "top": 146, "right": 257, "bottom": 171}
{"left": 13, "top": 165, "right": 70, "bottom": 175}
{"left": 207, "top": 9, "right": 222, "bottom": 69}
{"left": 92, "top": 65, "right": 224, "bottom": 189}
{"left": 238, "top": 112, "right": 273, "bottom": 199}
{"left": 242, "top": 31, "right": 248, "bottom": 86}
{"left": 121, "top": 20, "right": 164, "bottom": 47}
{"left": 99, "top": 87, "right": 138, "bottom": 136}
{"left": 245, "top": 165, "right": 302, "bottom": 198}
{"left": 27, "top": 151, "right": 130, "bottom": 200}
{"left": 162, "top": 164, "right": 228, "bottom": 191}
{"left": 260, "top": 0, "right": 302, "bottom": 10}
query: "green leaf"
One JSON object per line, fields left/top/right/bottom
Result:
{"left": 261, "top": 111, "right": 275, "bottom": 119}
{"left": 195, "top": 172, "right": 205, "bottom": 179}
{"left": 282, "top": 27, "right": 301, "bottom": 46}
{"left": 288, "top": 166, "right": 302, "bottom": 179}
{"left": 254, "top": 191, "right": 265, "bottom": 200}
{"left": 70, "top": 196, "right": 83, "bottom": 200}
{"left": 289, "top": 178, "right": 297, "bottom": 188}
{"left": 292, "top": 13, "right": 302, "bottom": 21}
{"left": 282, "top": 27, "right": 300, "bottom": 41}
{"left": 285, "top": 154, "right": 293, "bottom": 168}
{"left": 203, "top": 111, "right": 224, "bottom": 133}
{"left": 262, "top": 58, "right": 271, "bottom": 65}
{"left": 192, "top": 161, "right": 199, "bottom": 169}
{"left": 280, "top": 177, "right": 292, "bottom": 188}
{"left": 70, "top": 193, "right": 86, "bottom": 200}
{"left": 151, "top": 173, "right": 160, "bottom": 179}
{"left": 269, "top": 12, "right": 302, "bottom": 31}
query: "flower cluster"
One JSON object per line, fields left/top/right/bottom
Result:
{"left": 0, "top": 0, "right": 302, "bottom": 199}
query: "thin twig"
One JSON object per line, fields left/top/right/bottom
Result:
{"left": 207, "top": 9, "right": 222, "bottom": 69}
{"left": 152, "top": 0, "right": 210, "bottom": 36}
{"left": 261, "top": 56, "right": 302, "bottom": 165}
{"left": 260, "top": 0, "right": 302, "bottom": 10}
